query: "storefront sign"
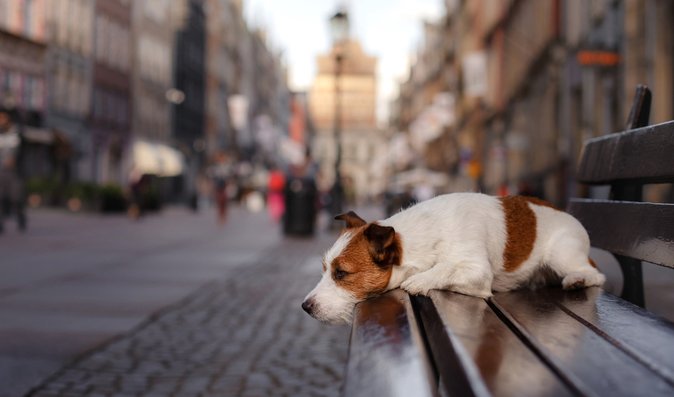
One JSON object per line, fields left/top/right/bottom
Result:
{"left": 577, "top": 50, "right": 620, "bottom": 66}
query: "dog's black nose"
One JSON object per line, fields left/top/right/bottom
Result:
{"left": 302, "top": 299, "right": 315, "bottom": 315}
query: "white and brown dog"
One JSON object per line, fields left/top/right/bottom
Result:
{"left": 302, "top": 193, "right": 605, "bottom": 324}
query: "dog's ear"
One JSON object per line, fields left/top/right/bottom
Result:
{"left": 364, "top": 223, "right": 399, "bottom": 267}
{"left": 334, "top": 211, "right": 367, "bottom": 228}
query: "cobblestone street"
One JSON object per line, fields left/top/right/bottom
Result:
{"left": 0, "top": 206, "right": 367, "bottom": 397}
{"left": 28, "top": 238, "right": 349, "bottom": 397}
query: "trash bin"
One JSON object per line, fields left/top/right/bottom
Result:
{"left": 283, "top": 176, "right": 317, "bottom": 236}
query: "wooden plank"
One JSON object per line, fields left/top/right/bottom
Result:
{"left": 624, "top": 84, "right": 651, "bottom": 130}
{"left": 546, "top": 287, "right": 674, "bottom": 384}
{"left": 492, "top": 288, "right": 674, "bottom": 396}
{"left": 416, "top": 291, "right": 576, "bottom": 397}
{"left": 342, "top": 289, "right": 437, "bottom": 397}
{"left": 576, "top": 120, "right": 674, "bottom": 184}
{"left": 568, "top": 199, "right": 674, "bottom": 269}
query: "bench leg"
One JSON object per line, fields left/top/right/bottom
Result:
{"left": 616, "top": 254, "right": 645, "bottom": 307}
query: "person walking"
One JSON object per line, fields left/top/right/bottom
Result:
{"left": 267, "top": 168, "right": 285, "bottom": 223}
{"left": 210, "top": 153, "right": 232, "bottom": 225}
{"left": 0, "top": 109, "right": 26, "bottom": 233}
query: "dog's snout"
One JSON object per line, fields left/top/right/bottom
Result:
{"left": 302, "top": 299, "right": 316, "bottom": 315}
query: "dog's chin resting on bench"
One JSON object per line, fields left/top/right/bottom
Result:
{"left": 302, "top": 193, "right": 606, "bottom": 324}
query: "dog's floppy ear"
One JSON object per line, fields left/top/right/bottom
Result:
{"left": 334, "top": 211, "right": 367, "bottom": 228}
{"left": 364, "top": 223, "right": 399, "bottom": 267}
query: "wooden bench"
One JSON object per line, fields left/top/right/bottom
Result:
{"left": 343, "top": 86, "right": 674, "bottom": 396}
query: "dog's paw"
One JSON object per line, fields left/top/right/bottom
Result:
{"left": 562, "top": 272, "right": 606, "bottom": 290}
{"left": 400, "top": 274, "right": 434, "bottom": 296}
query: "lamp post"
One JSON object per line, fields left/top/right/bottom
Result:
{"left": 329, "top": 9, "right": 348, "bottom": 220}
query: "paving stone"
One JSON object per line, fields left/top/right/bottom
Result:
{"left": 28, "top": 236, "right": 349, "bottom": 396}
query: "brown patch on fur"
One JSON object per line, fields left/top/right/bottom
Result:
{"left": 500, "top": 196, "right": 537, "bottom": 272}
{"left": 588, "top": 258, "right": 597, "bottom": 268}
{"left": 331, "top": 224, "right": 402, "bottom": 300}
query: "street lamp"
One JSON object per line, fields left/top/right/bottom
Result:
{"left": 165, "top": 88, "right": 185, "bottom": 105}
{"left": 329, "top": 9, "right": 348, "bottom": 221}
{"left": 330, "top": 10, "right": 349, "bottom": 44}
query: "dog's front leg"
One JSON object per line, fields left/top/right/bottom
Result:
{"left": 400, "top": 261, "right": 493, "bottom": 298}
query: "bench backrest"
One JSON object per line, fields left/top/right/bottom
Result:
{"left": 568, "top": 85, "right": 674, "bottom": 306}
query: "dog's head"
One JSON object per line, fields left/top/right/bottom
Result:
{"left": 302, "top": 211, "right": 402, "bottom": 324}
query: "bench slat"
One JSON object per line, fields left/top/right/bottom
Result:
{"left": 544, "top": 287, "right": 674, "bottom": 384}
{"left": 492, "top": 288, "right": 674, "bottom": 396}
{"left": 576, "top": 120, "right": 674, "bottom": 184}
{"left": 342, "top": 290, "right": 437, "bottom": 397}
{"left": 568, "top": 199, "right": 674, "bottom": 269}
{"left": 417, "top": 291, "right": 575, "bottom": 397}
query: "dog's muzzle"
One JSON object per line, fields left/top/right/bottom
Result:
{"left": 301, "top": 298, "right": 316, "bottom": 316}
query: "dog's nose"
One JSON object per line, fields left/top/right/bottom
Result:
{"left": 302, "top": 299, "right": 315, "bottom": 315}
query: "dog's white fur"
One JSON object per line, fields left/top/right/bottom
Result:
{"left": 303, "top": 193, "right": 605, "bottom": 324}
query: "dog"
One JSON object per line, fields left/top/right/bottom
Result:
{"left": 302, "top": 193, "right": 605, "bottom": 324}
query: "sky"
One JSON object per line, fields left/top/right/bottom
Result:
{"left": 243, "top": 0, "right": 443, "bottom": 126}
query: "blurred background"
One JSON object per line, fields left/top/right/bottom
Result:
{"left": 2, "top": 0, "right": 674, "bottom": 396}
{"left": 1, "top": 0, "right": 673, "bottom": 215}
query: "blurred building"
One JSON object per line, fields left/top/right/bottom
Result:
{"left": 204, "top": 0, "right": 239, "bottom": 158}
{"left": 226, "top": 23, "right": 290, "bottom": 166}
{"left": 282, "top": 91, "right": 315, "bottom": 168}
{"left": 288, "top": 91, "right": 314, "bottom": 149}
{"left": 128, "top": 0, "right": 185, "bottom": 196}
{"left": 391, "top": 0, "right": 674, "bottom": 206}
{"left": 390, "top": 18, "right": 461, "bottom": 189}
{"left": 0, "top": 0, "right": 310, "bottom": 206}
{"left": 248, "top": 29, "right": 290, "bottom": 166}
{"left": 309, "top": 11, "right": 387, "bottom": 202}
{"left": 91, "top": 0, "right": 132, "bottom": 184}
{"left": 44, "top": 0, "right": 94, "bottom": 182}
{"left": 131, "top": 1, "right": 174, "bottom": 144}
{"left": 0, "top": 0, "right": 52, "bottom": 178}
{"left": 0, "top": 0, "right": 47, "bottom": 121}
{"left": 171, "top": 0, "right": 206, "bottom": 198}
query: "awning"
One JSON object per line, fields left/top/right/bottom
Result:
{"left": 132, "top": 140, "right": 185, "bottom": 177}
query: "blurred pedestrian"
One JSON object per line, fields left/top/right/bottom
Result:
{"left": 267, "top": 168, "right": 285, "bottom": 222}
{"left": 214, "top": 176, "right": 228, "bottom": 224}
{"left": 0, "top": 110, "right": 26, "bottom": 233}
{"left": 127, "top": 165, "right": 144, "bottom": 220}
{"left": 210, "top": 153, "right": 232, "bottom": 225}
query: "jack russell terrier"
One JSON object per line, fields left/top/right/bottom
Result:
{"left": 302, "top": 193, "right": 605, "bottom": 324}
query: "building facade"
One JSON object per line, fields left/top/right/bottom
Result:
{"left": 0, "top": 0, "right": 49, "bottom": 177}
{"left": 248, "top": 29, "right": 290, "bottom": 166}
{"left": 204, "top": 0, "right": 238, "bottom": 159}
{"left": 45, "top": 0, "right": 94, "bottom": 182}
{"left": 0, "top": 0, "right": 47, "bottom": 123}
{"left": 309, "top": 17, "right": 386, "bottom": 202}
{"left": 171, "top": 0, "right": 206, "bottom": 197}
{"left": 91, "top": 0, "right": 132, "bottom": 184}
{"left": 131, "top": 0, "right": 175, "bottom": 145}
{"left": 391, "top": 0, "right": 674, "bottom": 206}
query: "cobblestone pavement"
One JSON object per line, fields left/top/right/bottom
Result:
{"left": 27, "top": 236, "right": 350, "bottom": 397}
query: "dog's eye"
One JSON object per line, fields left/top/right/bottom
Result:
{"left": 334, "top": 269, "right": 349, "bottom": 280}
